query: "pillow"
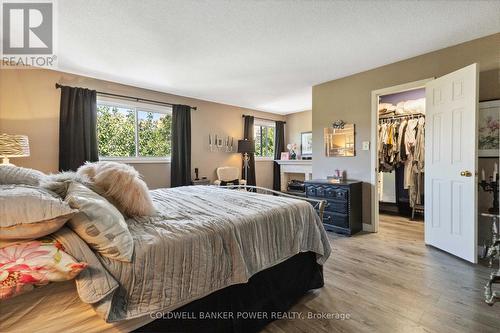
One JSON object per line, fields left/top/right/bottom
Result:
{"left": 77, "top": 161, "right": 156, "bottom": 217}
{"left": 65, "top": 182, "right": 134, "bottom": 262}
{"left": 40, "top": 171, "right": 95, "bottom": 198}
{"left": 0, "top": 165, "right": 46, "bottom": 186}
{"left": 220, "top": 179, "right": 240, "bottom": 186}
{"left": 0, "top": 185, "right": 77, "bottom": 240}
{"left": 0, "top": 239, "right": 87, "bottom": 300}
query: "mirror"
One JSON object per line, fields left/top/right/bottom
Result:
{"left": 324, "top": 124, "right": 355, "bottom": 157}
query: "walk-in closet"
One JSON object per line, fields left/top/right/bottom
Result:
{"left": 377, "top": 88, "right": 426, "bottom": 222}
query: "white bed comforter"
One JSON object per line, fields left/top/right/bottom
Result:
{"left": 54, "top": 186, "right": 331, "bottom": 322}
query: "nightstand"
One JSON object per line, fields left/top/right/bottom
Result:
{"left": 191, "top": 178, "right": 211, "bottom": 186}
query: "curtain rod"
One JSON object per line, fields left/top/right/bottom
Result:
{"left": 55, "top": 83, "right": 197, "bottom": 110}
{"left": 242, "top": 114, "right": 285, "bottom": 124}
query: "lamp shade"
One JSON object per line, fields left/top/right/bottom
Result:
{"left": 237, "top": 139, "right": 255, "bottom": 154}
{"left": 0, "top": 134, "right": 30, "bottom": 157}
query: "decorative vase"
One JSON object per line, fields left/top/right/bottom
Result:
{"left": 286, "top": 143, "right": 298, "bottom": 160}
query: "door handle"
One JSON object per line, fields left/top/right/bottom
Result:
{"left": 460, "top": 171, "right": 473, "bottom": 177}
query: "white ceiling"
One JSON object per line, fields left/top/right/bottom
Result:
{"left": 58, "top": 0, "right": 500, "bottom": 114}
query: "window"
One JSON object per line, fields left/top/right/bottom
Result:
{"left": 96, "top": 100, "right": 172, "bottom": 161}
{"left": 254, "top": 121, "right": 275, "bottom": 158}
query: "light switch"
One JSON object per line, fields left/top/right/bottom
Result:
{"left": 362, "top": 141, "right": 370, "bottom": 151}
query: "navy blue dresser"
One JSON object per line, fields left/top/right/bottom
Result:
{"left": 305, "top": 179, "right": 363, "bottom": 236}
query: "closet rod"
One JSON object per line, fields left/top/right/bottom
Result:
{"left": 242, "top": 114, "right": 286, "bottom": 124}
{"left": 55, "top": 83, "right": 197, "bottom": 110}
{"left": 379, "top": 113, "right": 425, "bottom": 120}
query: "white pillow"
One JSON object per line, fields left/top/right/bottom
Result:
{"left": 0, "top": 185, "right": 76, "bottom": 240}
{"left": 65, "top": 182, "right": 134, "bottom": 262}
{"left": 0, "top": 165, "right": 46, "bottom": 186}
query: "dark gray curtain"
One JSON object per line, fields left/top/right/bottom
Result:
{"left": 242, "top": 116, "right": 256, "bottom": 186}
{"left": 171, "top": 105, "right": 192, "bottom": 187}
{"left": 59, "top": 86, "right": 98, "bottom": 171}
{"left": 273, "top": 121, "right": 286, "bottom": 191}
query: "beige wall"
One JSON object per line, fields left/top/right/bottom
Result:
{"left": 0, "top": 68, "right": 285, "bottom": 189}
{"left": 312, "top": 33, "right": 500, "bottom": 225}
{"left": 285, "top": 110, "right": 312, "bottom": 153}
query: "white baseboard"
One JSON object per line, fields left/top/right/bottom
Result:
{"left": 363, "top": 223, "right": 375, "bottom": 232}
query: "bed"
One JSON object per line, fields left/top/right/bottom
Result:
{"left": 0, "top": 185, "right": 331, "bottom": 333}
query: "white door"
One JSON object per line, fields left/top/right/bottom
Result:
{"left": 425, "top": 63, "right": 478, "bottom": 263}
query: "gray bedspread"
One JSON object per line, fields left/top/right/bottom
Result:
{"left": 57, "top": 186, "right": 331, "bottom": 322}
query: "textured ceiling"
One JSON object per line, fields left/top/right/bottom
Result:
{"left": 57, "top": 0, "right": 500, "bottom": 114}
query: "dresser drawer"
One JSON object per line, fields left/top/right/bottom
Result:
{"left": 322, "top": 211, "right": 349, "bottom": 229}
{"left": 325, "top": 187, "right": 349, "bottom": 200}
{"left": 325, "top": 200, "right": 348, "bottom": 214}
{"left": 306, "top": 185, "right": 327, "bottom": 197}
{"left": 306, "top": 185, "right": 315, "bottom": 197}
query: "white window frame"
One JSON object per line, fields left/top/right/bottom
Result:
{"left": 96, "top": 97, "right": 172, "bottom": 163}
{"left": 254, "top": 119, "right": 276, "bottom": 161}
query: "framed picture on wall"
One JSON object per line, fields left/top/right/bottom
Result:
{"left": 301, "top": 131, "right": 312, "bottom": 157}
{"left": 478, "top": 100, "right": 499, "bottom": 157}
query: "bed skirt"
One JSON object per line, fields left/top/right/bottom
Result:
{"left": 134, "top": 251, "right": 324, "bottom": 333}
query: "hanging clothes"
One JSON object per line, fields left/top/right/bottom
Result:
{"left": 410, "top": 117, "right": 425, "bottom": 206}
{"left": 378, "top": 120, "right": 402, "bottom": 172}
{"left": 378, "top": 114, "right": 425, "bottom": 208}
{"left": 396, "top": 119, "right": 408, "bottom": 163}
{"left": 404, "top": 118, "right": 419, "bottom": 189}
{"left": 379, "top": 96, "right": 426, "bottom": 211}
{"left": 378, "top": 123, "right": 389, "bottom": 171}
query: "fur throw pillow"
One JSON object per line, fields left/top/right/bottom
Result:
{"left": 76, "top": 161, "right": 156, "bottom": 217}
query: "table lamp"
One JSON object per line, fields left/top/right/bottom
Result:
{"left": 0, "top": 133, "right": 30, "bottom": 165}
{"left": 237, "top": 139, "right": 255, "bottom": 181}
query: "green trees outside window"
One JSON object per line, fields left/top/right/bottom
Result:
{"left": 254, "top": 124, "right": 275, "bottom": 157}
{"left": 97, "top": 104, "right": 171, "bottom": 158}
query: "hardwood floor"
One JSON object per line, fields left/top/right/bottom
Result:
{"left": 263, "top": 215, "right": 500, "bottom": 333}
